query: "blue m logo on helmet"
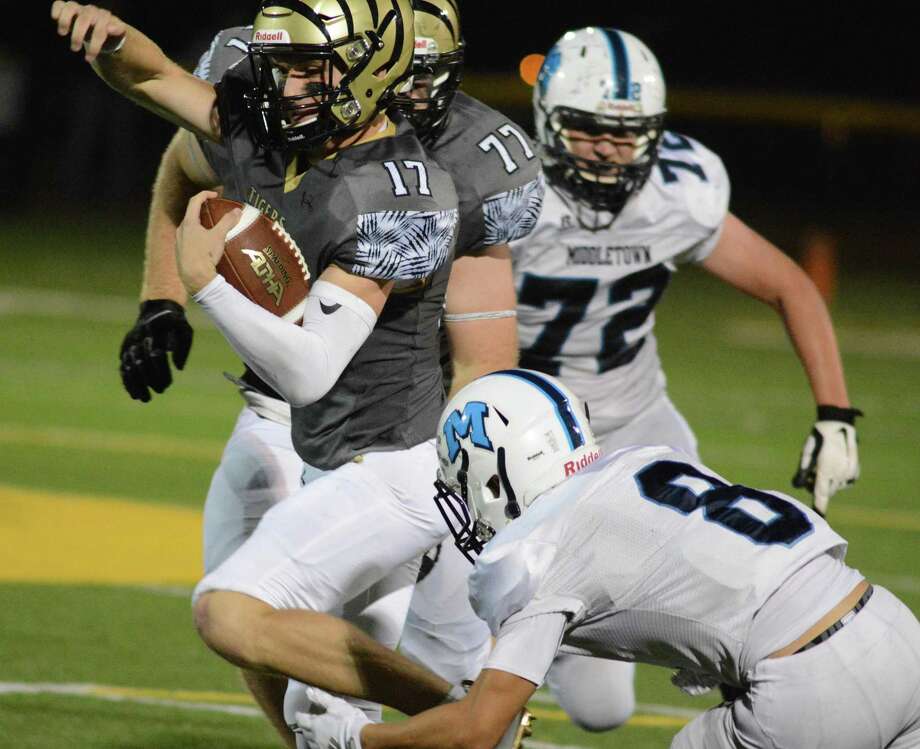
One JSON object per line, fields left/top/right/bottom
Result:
{"left": 442, "top": 401, "right": 494, "bottom": 463}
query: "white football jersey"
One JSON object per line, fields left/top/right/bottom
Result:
{"left": 469, "top": 446, "right": 849, "bottom": 686}
{"left": 511, "top": 133, "right": 730, "bottom": 437}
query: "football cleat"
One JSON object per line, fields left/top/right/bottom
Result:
{"left": 496, "top": 708, "right": 535, "bottom": 749}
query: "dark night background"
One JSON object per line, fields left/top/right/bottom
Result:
{"left": 4, "top": 3, "right": 918, "bottom": 271}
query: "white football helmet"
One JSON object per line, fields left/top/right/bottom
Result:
{"left": 534, "top": 27, "right": 666, "bottom": 217}
{"left": 434, "top": 369, "right": 600, "bottom": 562}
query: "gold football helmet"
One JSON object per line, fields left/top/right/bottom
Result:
{"left": 244, "top": 0, "right": 415, "bottom": 150}
{"left": 396, "top": 0, "right": 464, "bottom": 142}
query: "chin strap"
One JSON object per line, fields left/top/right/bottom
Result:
{"left": 497, "top": 447, "right": 521, "bottom": 520}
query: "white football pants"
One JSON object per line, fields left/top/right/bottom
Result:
{"left": 671, "top": 585, "right": 920, "bottom": 748}
{"left": 200, "top": 406, "right": 429, "bottom": 722}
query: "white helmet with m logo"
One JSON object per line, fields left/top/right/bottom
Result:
{"left": 434, "top": 369, "right": 600, "bottom": 561}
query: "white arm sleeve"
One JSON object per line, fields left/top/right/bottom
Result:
{"left": 194, "top": 277, "right": 377, "bottom": 407}
{"left": 486, "top": 612, "right": 567, "bottom": 687}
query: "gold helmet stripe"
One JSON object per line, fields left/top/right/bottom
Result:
{"left": 380, "top": 3, "right": 406, "bottom": 71}
{"left": 366, "top": 0, "right": 379, "bottom": 26}
{"left": 330, "top": 0, "right": 355, "bottom": 39}
{"left": 415, "top": 0, "right": 459, "bottom": 45}
{"left": 259, "top": 0, "right": 334, "bottom": 44}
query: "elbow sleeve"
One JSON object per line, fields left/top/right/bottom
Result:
{"left": 194, "top": 278, "right": 376, "bottom": 407}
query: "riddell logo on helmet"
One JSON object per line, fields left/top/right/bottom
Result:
{"left": 415, "top": 37, "right": 439, "bottom": 54}
{"left": 254, "top": 29, "right": 291, "bottom": 44}
{"left": 564, "top": 450, "right": 600, "bottom": 477}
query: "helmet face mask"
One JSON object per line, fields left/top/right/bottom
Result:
{"left": 535, "top": 27, "right": 667, "bottom": 221}
{"left": 401, "top": 44, "right": 464, "bottom": 140}
{"left": 543, "top": 105, "right": 665, "bottom": 216}
{"left": 434, "top": 444, "right": 522, "bottom": 563}
{"left": 243, "top": 0, "right": 414, "bottom": 152}
{"left": 394, "top": 0, "right": 464, "bottom": 143}
{"left": 434, "top": 370, "right": 600, "bottom": 563}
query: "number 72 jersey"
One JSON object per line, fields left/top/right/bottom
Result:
{"left": 510, "top": 132, "right": 730, "bottom": 434}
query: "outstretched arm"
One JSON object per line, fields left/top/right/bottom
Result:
{"left": 701, "top": 213, "right": 860, "bottom": 513}
{"left": 363, "top": 670, "right": 535, "bottom": 749}
{"left": 51, "top": 2, "right": 219, "bottom": 141}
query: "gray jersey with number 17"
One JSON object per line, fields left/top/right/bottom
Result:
{"left": 195, "top": 32, "right": 458, "bottom": 471}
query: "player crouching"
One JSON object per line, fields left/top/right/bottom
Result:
{"left": 294, "top": 369, "right": 920, "bottom": 749}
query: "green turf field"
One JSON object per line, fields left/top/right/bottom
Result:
{"left": 1, "top": 215, "right": 918, "bottom": 747}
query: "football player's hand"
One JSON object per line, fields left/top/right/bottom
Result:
{"left": 120, "top": 300, "right": 194, "bottom": 402}
{"left": 292, "top": 687, "right": 370, "bottom": 749}
{"left": 176, "top": 191, "right": 240, "bottom": 295}
{"left": 51, "top": 2, "right": 127, "bottom": 63}
{"left": 792, "top": 406, "right": 863, "bottom": 516}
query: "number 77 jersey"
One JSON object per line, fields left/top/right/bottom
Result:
{"left": 510, "top": 132, "right": 730, "bottom": 436}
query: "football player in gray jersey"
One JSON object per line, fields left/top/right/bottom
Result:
{"left": 88, "top": 0, "right": 540, "bottom": 744}
{"left": 293, "top": 370, "right": 920, "bottom": 749}
{"left": 52, "top": 0, "right": 484, "bottom": 735}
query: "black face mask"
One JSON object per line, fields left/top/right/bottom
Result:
{"left": 393, "top": 46, "right": 464, "bottom": 145}
{"left": 542, "top": 106, "right": 665, "bottom": 221}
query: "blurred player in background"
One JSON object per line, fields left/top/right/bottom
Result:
{"left": 293, "top": 369, "right": 920, "bottom": 749}
{"left": 507, "top": 27, "right": 862, "bottom": 730}
{"left": 52, "top": 0, "right": 473, "bottom": 736}
{"left": 110, "top": 0, "right": 541, "bottom": 742}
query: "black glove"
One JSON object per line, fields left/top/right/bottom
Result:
{"left": 119, "top": 300, "right": 193, "bottom": 402}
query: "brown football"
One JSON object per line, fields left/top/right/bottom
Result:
{"left": 200, "top": 197, "right": 311, "bottom": 321}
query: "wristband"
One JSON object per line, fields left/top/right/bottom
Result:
{"left": 816, "top": 405, "right": 863, "bottom": 424}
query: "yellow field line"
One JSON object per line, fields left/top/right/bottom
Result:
{"left": 90, "top": 684, "right": 255, "bottom": 705}
{"left": 0, "top": 682, "right": 691, "bottom": 730}
{"left": 0, "top": 459, "right": 917, "bottom": 591}
{"left": 829, "top": 506, "right": 920, "bottom": 533}
{"left": 0, "top": 484, "right": 202, "bottom": 585}
{"left": 529, "top": 705, "right": 688, "bottom": 728}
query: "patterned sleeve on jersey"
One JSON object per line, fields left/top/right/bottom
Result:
{"left": 482, "top": 172, "right": 546, "bottom": 247}
{"left": 443, "top": 95, "right": 545, "bottom": 255}
{"left": 348, "top": 208, "right": 459, "bottom": 280}
{"left": 660, "top": 132, "right": 732, "bottom": 265}
{"left": 325, "top": 154, "right": 460, "bottom": 281}
{"left": 193, "top": 26, "right": 252, "bottom": 84}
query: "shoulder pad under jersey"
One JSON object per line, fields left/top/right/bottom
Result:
{"left": 193, "top": 26, "right": 252, "bottom": 83}
{"left": 644, "top": 132, "right": 730, "bottom": 262}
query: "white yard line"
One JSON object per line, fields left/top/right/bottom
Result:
{"left": 0, "top": 682, "right": 261, "bottom": 717}
{"left": 0, "top": 423, "right": 224, "bottom": 462}
{"left": 0, "top": 288, "right": 214, "bottom": 328}
{"left": 0, "top": 680, "right": 701, "bottom": 730}
{"left": 724, "top": 319, "right": 920, "bottom": 360}
{"left": 4, "top": 288, "right": 919, "bottom": 359}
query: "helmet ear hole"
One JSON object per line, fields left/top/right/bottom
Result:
{"left": 486, "top": 474, "right": 502, "bottom": 499}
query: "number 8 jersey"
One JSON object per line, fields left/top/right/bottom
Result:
{"left": 511, "top": 132, "right": 730, "bottom": 439}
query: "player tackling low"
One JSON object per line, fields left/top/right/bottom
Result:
{"left": 294, "top": 368, "right": 920, "bottom": 749}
